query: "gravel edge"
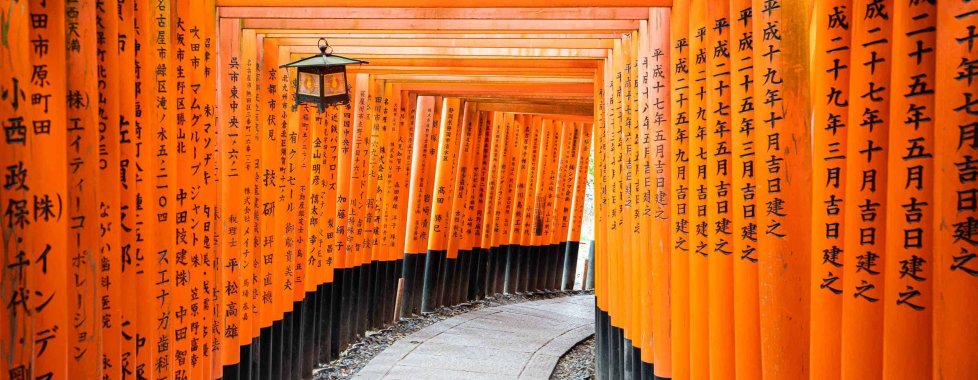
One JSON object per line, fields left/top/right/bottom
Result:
{"left": 550, "top": 335, "right": 596, "bottom": 380}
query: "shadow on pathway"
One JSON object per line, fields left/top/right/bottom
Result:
{"left": 354, "top": 295, "right": 595, "bottom": 379}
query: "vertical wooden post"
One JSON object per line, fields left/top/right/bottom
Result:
{"left": 934, "top": 1, "right": 978, "bottom": 378}
{"left": 810, "top": 1, "right": 851, "bottom": 378}
{"left": 687, "top": 1, "right": 711, "bottom": 377}
{"left": 669, "top": 1, "right": 692, "bottom": 378}
{"left": 752, "top": 0, "right": 814, "bottom": 378}
{"left": 0, "top": 2, "right": 37, "bottom": 379}
{"left": 706, "top": 1, "right": 735, "bottom": 377}
{"left": 883, "top": 1, "right": 936, "bottom": 378}
{"left": 66, "top": 0, "right": 103, "bottom": 377}
{"left": 729, "top": 1, "right": 761, "bottom": 378}
{"left": 841, "top": 1, "right": 892, "bottom": 379}
{"left": 27, "top": 1, "right": 71, "bottom": 379}
{"left": 648, "top": 7, "right": 673, "bottom": 379}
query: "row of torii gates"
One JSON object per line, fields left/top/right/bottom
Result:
{"left": 1, "top": 0, "right": 977, "bottom": 380}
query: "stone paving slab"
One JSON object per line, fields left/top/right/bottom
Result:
{"left": 354, "top": 295, "right": 595, "bottom": 380}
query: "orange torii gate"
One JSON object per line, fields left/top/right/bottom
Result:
{"left": 2, "top": 1, "right": 977, "bottom": 380}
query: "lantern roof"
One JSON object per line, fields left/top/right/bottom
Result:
{"left": 280, "top": 53, "right": 368, "bottom": 68}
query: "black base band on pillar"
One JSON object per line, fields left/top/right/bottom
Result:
{"left": 499, "top": 245, "right": 508, "bottom": 294}
{"left": 391, "top": 260, "right": 402, "bottom": 320}
{"left": 421, "top": 250, "right": 445, "bottom": 313}
{"left": 595, "top": 307, "right": 609, "bottom": 380}
{"left": 337, "top": 267, "right": 351, "bottom": 351}
{"left": 271, "top": 320, "right": 283, "bottom": 380}
{"left": 562, "top": 241, "right": 580, "bottom": 290}
{"left": 547, "top": 244, "right": 555, "bottom": 290}
{"left": 317, "top": 283, "right": 331, "bottom": 363}
{"left": 451, "top": 254, "right": 463, "bottom": 305}
{"left": 282, "top": 311, "right": 293, "bottom": 380}
{"left": 632, "top": 345, "right": 642, "bottom": 380}
{"left": 292, "top": 300, "right": 306, "bottom": 379}
{"left": 355, "top": 264, "right": 369, "bottom": 339}
{"left": 329, "top": 280, "right": 341, "bottom": 361}
{"left": 260, "top": 328, "right": 272, "bottom": 380}
{"left": 251, "top": 336, "right": 261, "bottom": 380}
{"left": 517, "top": 245, "right": 529, "bottom": 293}
{"left": 308, "top": 289, "right": 321, "bottom": 374}
{"left": 487, "top": 247, "right": 499, "bottom": 296}
{"left": 238, "top": 343, "right": 250, "bottom": 380}
{"left": 532, "top": 245, "right": 543, "bottom": 292}
{"left": 460, "top": 252, "right": 468, "bottom": 304}
{"left": 368, "top": 261, "right": 380, "bottom": 330}
{"left": 400, "top": 254, "right": 416, "bottom": 318}
{"left": 549, "top": 244, "right": 564, "bottom": 291}
{"left": 413, "top": 254, "right": 426, "bottom": 314}
{"left": 641, "top": 361, "right": 655, "bottom": 380}
{"left": 476, "top": 248, "right": 488, "bottom": 299}
{"left": 350, "top": 265, "right": 362, "bottom": 342}
{"left": 302, "top": 294, "right": 316, "bottom": 378}
{"left": 610, "top": 326, "right": 622, "bottom": 380}
{"left": 623, "top": 338, "right": 635, "bottom": 380}
{"left": 509, "top": 245, "right": 521, "bottom": 294}
{"left": 494, "top": 246, "right": 506, "bottom": 295}
{"left": 379, "top": 260, "right": 392, "bottom": 324}
{"left": 556, "top": 241, "right": 569, "bottom": 291}
{"left": 223, "top": 362, "right": 239, "bottom": 380}
{"left": 457, "top": 250, "right": 470, "bottom": 304}
{"left": 439, "top": 254, "right": 455, "bottom": 307}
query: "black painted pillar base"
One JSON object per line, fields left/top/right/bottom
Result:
{"left": 488, "top": 247, "right": 500, "bottom": 296}
{"left": 251, "top": 336, "right": 261, "bottom": 380}
{"left": 329, "top": 280, "right": 341, "bottom": 361}
{"left": 318, "top": 282, "right": 333, "bottom": 363}
{"left": 458, "top": 250, "right": 471, "bottom": 304}
{"left": 561, "top": 241, "right": 580, "bottom": 290}
{"left": 355, "top": 263, "right": 370, "bottom": 339}
{"left": 596, "top": 306, "right": 609, "bottom": 380}
{"left": 641, "top": 361, "right": 655, "bottom": 380}
{"left": 261, "top": 327, "right": 274, "bottom": 380}
{"left": 282, "top": 311, "right": 293, "bottom": 380}
{"left": 421, "top": 249, "right": 445, "bottom": 313}
{"left": 623, "top": 337, "right": 635, "bottom": 380}
{"left": 400, "top": 254, "right": 417, "bottom": 318}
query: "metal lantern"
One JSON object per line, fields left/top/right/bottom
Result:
{"left": 280, "top": 38, "right": 368, "bottom": 111}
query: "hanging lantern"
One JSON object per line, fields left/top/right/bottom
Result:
{"left": 280, "top": 38, "right": 368, "bottom": 111}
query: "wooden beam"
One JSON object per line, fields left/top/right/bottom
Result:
{"left": 218, "top": 0, "right": 670, "bottom": 7}
{"left": 270, "top": 37, "right": 614, "bottom": 49}
{"left": 473, "top": 102, "right": 593, "bottom": 116}
{"left": 220, "top": 7, "right": 651, "bottom": 20}
{"left": 287, "top": 45, "right": 608, "bottom": 58}
{"left": 243, "top": 18, "right": 639, "bottom": 31}
{"left": 262, "top": 32, "right": 624, "bottom": 39}
{"left": 367, "top": 73, "right": 593, "bottom": 84}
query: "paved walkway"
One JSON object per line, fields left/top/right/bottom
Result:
{"left": 355, "top": 295, "right": 595, "bottom": 380}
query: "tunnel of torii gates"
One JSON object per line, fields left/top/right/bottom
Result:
{"left": 0, "top": 0, "right": 977, "bottom": 379}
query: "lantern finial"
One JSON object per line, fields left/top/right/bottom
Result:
{"left": 318, "top": 38, "right": 332, "bottom": 55}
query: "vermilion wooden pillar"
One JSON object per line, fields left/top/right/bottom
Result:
{"left": 810, "top": 1, "right": 851, "bottom": 378}
{"left": 669, "top": 1, "right": 691, "bottom": 379}
{"left": 729, "top": 0, "right": 761, "bottom": 378}
{"left": 934, "top": 1, "right": 978, "bottom": 378}
{"left": 687, "top": 1, "right": 711, "bottom": 377}
{"left": 752, "top": 0, "right": 813, "bottom": 379}
{"left": 883, "top": 1, "right": 936, "bottom": 378}
{"left": 841, "top": 1, "right": 892, "bottom": 379}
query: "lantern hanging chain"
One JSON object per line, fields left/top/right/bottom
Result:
{"left": 319, "top": 37, "right": 333, "bottom": 55}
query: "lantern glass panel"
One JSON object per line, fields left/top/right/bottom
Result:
{"left": 297, "top": 72, "right": 321, "bottom": 97}
{"left": 323, "top": 71, "right": 347, "bottom": 96}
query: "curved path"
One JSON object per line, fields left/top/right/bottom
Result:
{"left": 354, "top": 295, "right": 595, "bottom": 380}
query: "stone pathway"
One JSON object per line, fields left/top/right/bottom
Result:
{"left": 354, "top": 295, "right": 595, "bottom": 379}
